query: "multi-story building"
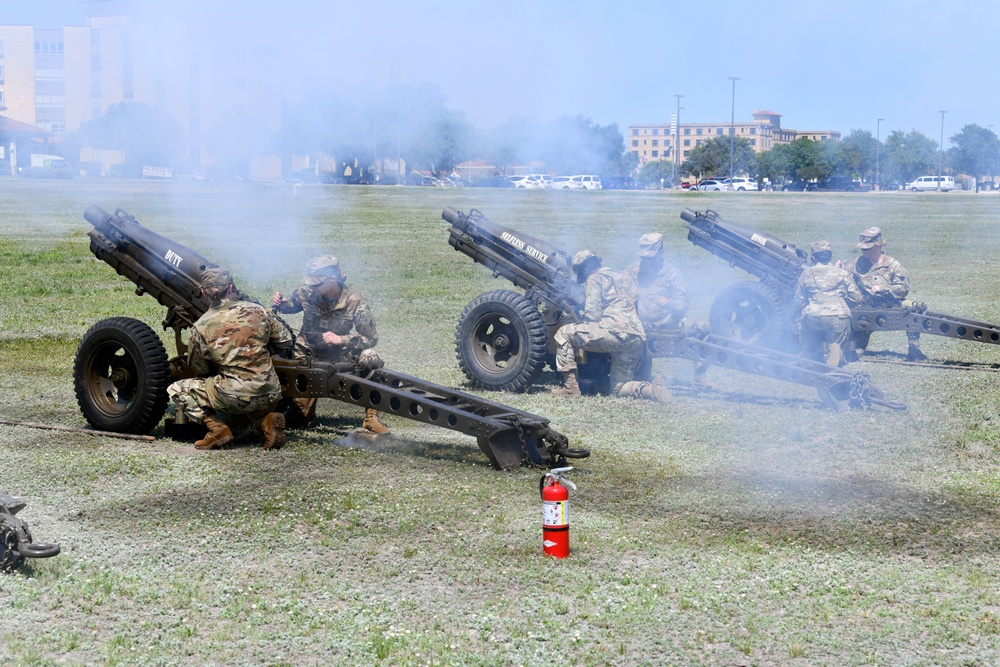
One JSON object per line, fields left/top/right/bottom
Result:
{"left": 628, "top": 110, "right": 841, "bottom": 170}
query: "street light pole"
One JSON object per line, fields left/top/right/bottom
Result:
{"left": 876, "top": 118, "right": 883, "bottom": 191}
{"left": 728, "top": 77, "right": 739, "bottom": 182}
{"left": 674, "top": 94, "right": 683, "bottom": 189}
{"left": 938, "top": 110, "right": 946, "bottom": 191}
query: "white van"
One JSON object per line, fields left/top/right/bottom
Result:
{"left": 905, "top": 175, "right": 955, "bottom": 192}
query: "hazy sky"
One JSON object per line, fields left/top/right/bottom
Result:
{"left": 5, "top": 0, "right": 995, "bottom": 144}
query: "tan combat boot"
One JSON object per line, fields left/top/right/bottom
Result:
{"left": 362, "top": 408, "right": 391, "bottom": 435}
{"left": 551, "top": 369, "right": 582, "bottom": 397}
{"left": 195, "top": 415, "right": 234, "bottom": 450}
{"left": 641, "top": 380, "right": 672, "bottom": 404}
{"left": 907, "top": 344, "right": 928, "bottom": 362}
{"left": 257, "top": 412, "right": 286, "bottom": 451}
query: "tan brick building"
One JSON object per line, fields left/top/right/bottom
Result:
{"left": 628, "top": 110, "right": 841, "bottom": 169}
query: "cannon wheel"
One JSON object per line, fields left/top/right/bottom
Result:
{"left": 455, "top": 290, "right": 548, "bottom": 392}
{"left": 709, "top": 281, "right": 791, "bottom": 347}
{"left": 74, "top": 317, "right": 171, "bottom": 434}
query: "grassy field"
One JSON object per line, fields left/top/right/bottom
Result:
{"left": 2, "top": 178, "right": 1000, "bottom": 666}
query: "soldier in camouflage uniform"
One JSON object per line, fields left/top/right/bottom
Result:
{"left": 621, "top": 232, "right": 716, "bottom": 391}
{"left": 792, "top": 240, "right": 862, "bottom": 366}
{"left": 167, "top": 267, "right": 293, "bottom": 450}
{"left": 272, "top": 255, "right": 390, "bottom": 433}
{"left": 844, "top": 227, "right": 927, "bottom": 361}
{"left": 552, "top": 250, "right": 670, "bottom": 403}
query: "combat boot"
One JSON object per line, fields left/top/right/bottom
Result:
{"left": 551, "top": 369, "right": 581, "bottom": 397}
{"left": 257, "top": 412, "right": 286, "bottom": 451}
{"left": 195, "top": 415, "right": 233, "bottom": 450}
{"left": 283, "top": 397, "right": 317, "bottom": 428}
{"left": 907, "top": 344, "right": 928, "bottom": 362}
{"left": 362, "top": 408, "right": 391, "bottom": 435}
{"left": 641, "top": 379, "right": 672, "bottom": 404}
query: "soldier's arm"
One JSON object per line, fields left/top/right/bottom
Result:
{"left": 844, "top": 272, "right": 863, "bottom": 306}
{"left": 657, "top": 270, "right": 690, "bottom": 316}
{"left": 274, "top": 287, "right": 306, "bottom": 315}
{"left": 266, "top": 310, "right": 294, "bottom": 354}
{"left": 887, "top": 261, "right": 911, "bottom": 300}
{"left": 582, "top": 274, "right": 606, "bottom": 322}
{"left": 187, "top": 328, "right": 215, "bottom": 376}
{"left": 344, "top": 301, "right": 378, "bottom": 353}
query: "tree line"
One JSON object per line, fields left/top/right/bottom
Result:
{"left": 60, "top": 83, "right": 1000, "bottom": 188}
{"left": 641, "top": 125, "right": 1000, "bottom": 189}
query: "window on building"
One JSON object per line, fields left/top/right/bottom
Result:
{"left": 729, "top": 128, "right": 734, "bottom": 136}
{"left": 684, "top": 128, "right": 690, "bottom": 135}
{"left": 652, "top": 128, "right": 658, "bottom": 136}
{"left": 750, "top": 139, "right": 756, "bottom": 147}
{"left": 716, "top": 128, "right": 722, "bottom": 135}
{"left": 0, "top": 91, "right": 4, "bottom": 108}
{"left": 696, "top": 140, "right": 702, "bottom": 146}
{"left": 652, "top": 139, "right": 658, "bottom": 147}
{"left": 696, "top": 128, "right": 702, "bottom": 135}
{"left": 0, "top": 64, "right": 4, "bottom": 84}
{"left": 821, "top": 135, "right": 828, "bottom": 141}
{"left": 652, "top": 150, "right": 658, "bottom": 158}
{"left": 632, "top": 129, "right": 638, "bottom": 136}
{"left": 0, "top": 39, "right": 4, "bottom": 58}
{"left": 750, "top": 127, "right": 756, "bottom": 135}
{"left": 683, "top": 139, "right": 690, "bottom": 147}
{"left": 632, "top": 140, "right": 638, "bottom": 147}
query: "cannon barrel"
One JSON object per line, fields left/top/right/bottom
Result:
{"left": 681, "top": 208, "right": 807, "bottom": 292}
{"left": 86, "top": 205, "right": 213, "bottom": 328}
{"left": 443, "top": 206, "right": 584, "bottom": 309}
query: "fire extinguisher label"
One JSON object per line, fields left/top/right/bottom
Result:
{"left": 542, "top": 500, "right": 568, "bottom": 526}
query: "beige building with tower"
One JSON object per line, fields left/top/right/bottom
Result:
{"left": 628, "top": 110, "right": 841, "bottom": 169}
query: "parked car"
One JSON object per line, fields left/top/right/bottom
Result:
{"left": 471, "top": 176, "right": 515, "bottom": 188}
{"left": 807, "top": 176, "right": 870, "bottom": 192}
{"left": 722, "top": 177, "right": 758, "bottom": 191}
{"left": 506, "top": 175, "right": 541, "bottom": 189}
{"left": 880, "top": 181, "right": 902, "bottom": 191}
{"left": 550, "top": 176, "right": 583, "bottom": 190}
{"left": 601, "top": 175, "right": 637, "bottom": 190}
{"left": 569, "top": 174, "right": 602, "bottom": 190}
{"left": 783, "top": 179, "right": 811, "bottom": 192}
{"left": 905, "top": 175, "right": 955, "bottom": 192}
{"left": 691, "top": 179, "right": 728, "bottom": 191}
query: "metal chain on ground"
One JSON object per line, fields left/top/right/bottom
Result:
{"left": 849, "top": 372, "right": 874, "bottom": 410}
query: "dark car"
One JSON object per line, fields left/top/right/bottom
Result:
{"left": 471, "top": 176, "right": 515, "bottom": 188}
{"left": 783, "top": 179, "right": 811, "bottom": 192}
{"left": 807, "top": 176, "right": 871, "bottom": 192}
{"left": 601, "top": 175, "right": 637, "bottom": 190}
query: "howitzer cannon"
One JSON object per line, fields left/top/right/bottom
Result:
{"left": 1, "top": 493, "right": 60, "bottom": 573}
{"left": 681, "top": 208, "right": 1000, "bottom": 353}
{"left": 75, "top": 205, "right": 585, "bottom": 470}
{"left": 443, "top": 206, "right": 904, "bottom": 411}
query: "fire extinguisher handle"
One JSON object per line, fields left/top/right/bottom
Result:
{"left": 542, "top": 467, "right": 577, "bottom": 492}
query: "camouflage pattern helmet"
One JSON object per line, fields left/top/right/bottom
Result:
{"left": 200, "top": 266, "right": 233, "bottom": 291}
{"left": 810, "top": 240, "right": 832, "bottom": 255}
{"left": 857, "top": 227, "right": 884, "bottom": 250}
{"left": 638, "top": 232, "right": 664, "bottom": 257}
{"left": 571, "top": 249, "right": 599, "bottom": 272}
{"left": 302, "top": 255, "right": 342, "bottom": 286}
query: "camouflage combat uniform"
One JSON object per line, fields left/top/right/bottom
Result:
{"left": 277, "top": 284, "right": 381, "bottom": 366}
{"left": 554, "top": 267, "right": 648, "bottom": 397}
{"left": 622, "top": 235, "right": 712, "bottom": 386}
{"left": 792, "top": 253, "right": 862, "bottom": 366}
{"left": 846, "top": 243, "right": 921, "bottom": 355}
{"left": 168, "top": 297, "right": 293, "bottom": 423}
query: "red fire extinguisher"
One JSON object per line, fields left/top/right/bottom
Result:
{"left": 541, "top": 467, "right": 576, "bottom": 558}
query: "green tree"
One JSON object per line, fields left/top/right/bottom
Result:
{"left": 75, "top": 102, "right": 183, "bottom": 174}
{"left": 949, "top": 124, "right": 1000, "bottom": 191}
{"left": 787, "top": 138, "right": 828, "bottom": 181}
{"left": 636, "top": 159, "right": 675, "bottom": 188}
{"left": 830, "top": 129, "right": 878, "bottom": 181}
{"left": 681, "top": 136, "right": 756, "bottom": 179}
{"left": 880, "top": 130, "right": 938, "bottom": 184}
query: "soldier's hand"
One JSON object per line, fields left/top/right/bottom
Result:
{"left": 322, "top": 331, "right": 343, "bottom": 346}
{"left": 272, "top": 292, "right": 285, "bottom": 307}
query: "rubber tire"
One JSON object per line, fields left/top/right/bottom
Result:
{"left": 74, "top": 317, "right": 171, "bottom": 434}
{"left": 709, "top": 280, "right": 792, "bottom": 348}
{"left": 455, "top": 290, "right": 548, "bottom": 393}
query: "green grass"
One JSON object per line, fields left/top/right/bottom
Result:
{"left": 2, "top": 178, "right": 1000, "bottom": 665}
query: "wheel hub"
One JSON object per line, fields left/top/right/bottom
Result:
{"left": 110, "top": 367, "right": 132, "bottom": 389}
{"left": 492, "top": 334, "right": 510, "bottom": 351}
